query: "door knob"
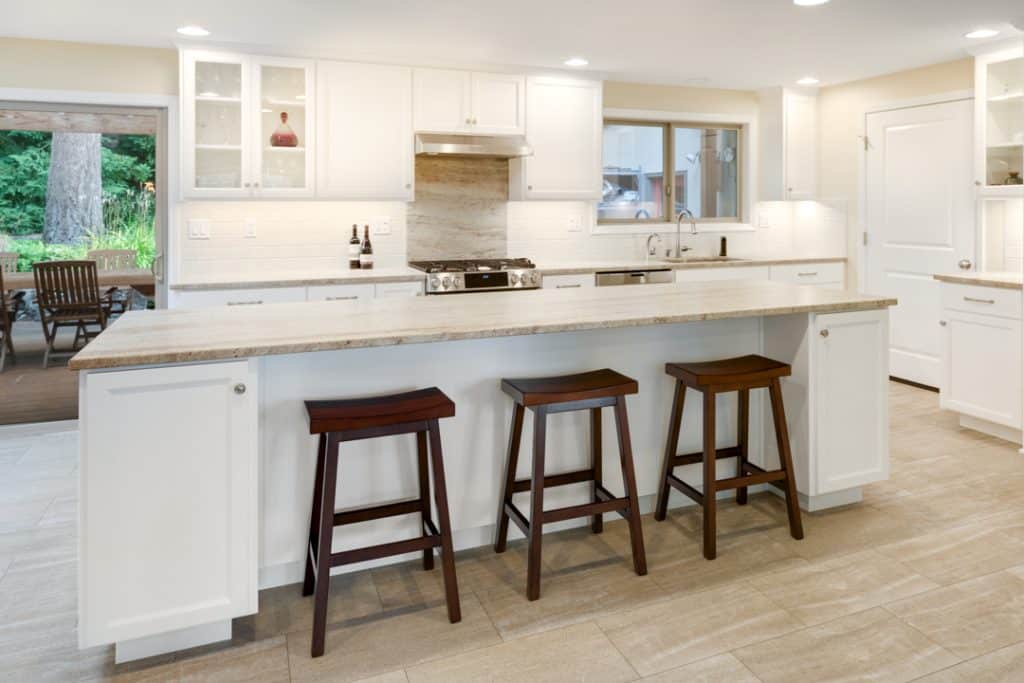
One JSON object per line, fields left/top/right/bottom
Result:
{"left": 820, "top": 329, "right": 829, "bottom": 338}
{"left": 958, "top": 259, "right": 973, "bottom": 271}
{"left": 233, "top": 383, "right": 247, "bottom": 395}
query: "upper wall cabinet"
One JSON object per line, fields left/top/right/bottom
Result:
{"left": 759, "top": 88, "right": 818, "bottom": 201}
{"left": 974, "top": 44, "right": 1024, "bottom": 196}
{"left": 510, "top": 76, "right": 602, "bottom": 201}
{"left": 317, "top": 61, "right": 414, "bottom": 200}
{"left": 413, "top": 68, "right": 525, "bottom": 135}
{"left": 182, "top": 50, "right": 315, "bottom": 199}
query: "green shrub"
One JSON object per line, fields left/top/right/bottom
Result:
{"left": 7, "top": 238, "right": 84, "bottom": 272}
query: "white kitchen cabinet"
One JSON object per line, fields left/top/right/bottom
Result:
{"left": 182, "top": 50, "right": 315, "bottom": 199}
{"left": 939, "top": 282, "right": 1022, "bottom": 431}
{"left": 79, "top": 360, "right": 258, "bottom": 648}
{"left": 412, "top": 68, "right": 524, "bottom": 135}
{"left": 770, "top": 262, "right": 845, "bottom": 288}
{"left": 375, "top": 281, "right": 424, "bottom": 297}
{"left": 170, "top": 286, "right": 307, "bottom": 309}
{"left": 510, "top": 77, "right": 602, "bottom": 200}
{"left": 317, "top": 61, "right": 413, "bottom": 200}
{"left": 543, "top": 273, "right": 595, "bottom": 290}
{"left": 759, "top": 88, "right": 818, "bottom": 201}
{"left": 306, "top": 283, "right": 375, "bottom": 302}
{"left": 973, "top": 43, "right": 1024, "bottom": 195}
{"left": 674, "top": 265, "right": 772, "bottom": 283}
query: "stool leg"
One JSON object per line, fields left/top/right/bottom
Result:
{"left": 655, "top": 380, "right": 686, "bottom": 521}
{"left": 303, "top": 433, "right": 328, "bottom": 597}
{"left": 417, "top": 430, "right": 434, "bottom": 571}
{"left": 736, "top": 388, "right": 750, "bottom": 506}
{"left": 614, "top": 397, "right": 647, "bottom": 576}
{"left": 590, "top": 407, "right": 603, "bottom": 534}
{"left": 494, "top": 403, "right": 525, "bottom": 553}
{"left": 427, "top": 419, "right": 462, "bottom": 623}
{"left": 527, "top": 406, "right": 548, "bottom": 601}
{"left": 769, "top": 379, "right": 804, "bottom": 541}
{"left": 311, "top": 433, "right": 339, "bottom": 658}
{"left": 702, "top": 390, "right": 718, "bottom": 560}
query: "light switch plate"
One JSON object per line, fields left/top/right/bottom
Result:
{"left": 567, "top": 217, "right": 581, "bottom": 232}
{"left": 372, "top": 217, "right": 392, "bottom": 236}
{"left": 187, "top": 219, "right": 210, "bottom": 240}
{"left": 243, "top": 220, "right": 256, "bottom": 239}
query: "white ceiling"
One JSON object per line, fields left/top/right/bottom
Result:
{"left": 4, "top": 0, "right": 1023, "bottom": 89}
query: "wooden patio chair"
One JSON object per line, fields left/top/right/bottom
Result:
{"left": 0, "top": 266, "right": 15, "bottom": 373}
{"left": 87, "top": 249, "right": 137, "bottom": 318}
{"left": 33, "top": 260, "right": 107, "bottom": 369}
{"left": 0, "top": 252, "right": 26, "bottom": 321}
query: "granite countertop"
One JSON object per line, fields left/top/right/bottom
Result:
{"left": 534, "top": 256, "right": 846, "bottom": 275}
{"left": 71, "top": 279, "right": 894, "bottom": 371}
{"left": 167, "top": 257, "right": 847, "bottom": 291}
{"left": 933, "top": 272, "right": 1023, "bottom": 291}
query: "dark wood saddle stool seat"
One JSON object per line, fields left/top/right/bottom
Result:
{"left": 303, "top": 387, "right": 460, "bottom": 657}
{"left": 655, "top": 354, "right": 804, "bottom": 560}
{"left": 494, "top": 369, "right": 647, "bottom": 601}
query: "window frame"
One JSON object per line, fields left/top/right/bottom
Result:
{"left": 599, "top": 118, "right": 743, "bottom": 226}
{"left": 596, "top": 108, "right": 755, "bottom": 234}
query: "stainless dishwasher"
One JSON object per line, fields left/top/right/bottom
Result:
{"left": 594, "top": 268, "right": 674, "bottom": 286}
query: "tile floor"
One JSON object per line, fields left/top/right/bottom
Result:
{"left": 2, "top": 382, "right": 1024, "bottom": 681}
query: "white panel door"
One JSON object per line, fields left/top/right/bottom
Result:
{"left": 469, "top": 72, "right": 524, "bottom": 135}
{"left": 79, "top": 361, "right": 258, "bottom": 647}
{"left": 813, "top": 310, "right": 890, "bottom": 494}
{"left": 412, "top": 68, "right": 471, "bottom": 134}
{"left": 317, "top": 61, "right": 413, "bottom": 200}
{"left": 865, "top": 99, "right": 974, "bottom": 387}
{"left": 941, "top": 309, "right": 1022, "bottom": 428}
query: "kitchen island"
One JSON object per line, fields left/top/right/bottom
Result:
{"left": 70, "top": 280, "right": 895, "bottom": 661}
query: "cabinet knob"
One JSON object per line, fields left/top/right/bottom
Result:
{"left": 939, "top": 320, "right": 947, "bottom": 327}
{"left": 819, "top": 329, "right": 829, "bottom": 338}
{"left": 233, "top": 383, "right": 247, "bottom": 395}
{"left": 975, "top": 180, "right": 982, "bottom": 187}
{"left": 465, "top": 117, "right": 472, "bottom": 124}
{"left": 472, "top": 117, "right": 478, "bottom": 125}
{"left": 405, "top": 183, "right": 411, "bottom": 189}
{"left": 527, "top": 185, "right": 533, "bottom": 191}
{"left": 243, "top": 182, "right": 251, "bottom": 188}
{"left": 253, "top": 181, "right": 260, "bottom": 187}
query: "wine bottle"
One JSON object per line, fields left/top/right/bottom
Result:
{"left": 348, "top": 225, "right": 361, "bottom": 269}
{"left": 359, "top": 225, "right": 374, "bottom": 270}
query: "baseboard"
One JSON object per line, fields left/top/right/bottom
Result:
{"left": 115, "top": 620, "right": 231, "bottom": 664}
{"left": 959, "top": 414, "right": 1022, "bottom": 445}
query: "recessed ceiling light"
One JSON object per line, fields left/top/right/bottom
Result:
{"left": 964, "top": 28, "right": 1000, "bottom": 39}
{"left": 794, "top": 0, "right": 830, "bottom": 6}
{"left": 177, "top": 25, "right": 210, "bottom": 37}
{"left": 797, "top": 77, "right": 820, "bottom": 86}
{"left": 564, "top": 57, "right": 589, "bottom": 67}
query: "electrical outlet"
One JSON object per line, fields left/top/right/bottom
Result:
{"left": 372, "top": 217, "right": 392, "bottom": 236}
{"left": 243, "top": 220, "right": 257, "bottom": 239}
{"left": 757, "top": 209, "right": 771, "bottom": 229}
{"left": 187, "top": 219, "right": 210, "bottom": 240}
{"left": 567, "top": 217, "right": 581, "bottom": 232}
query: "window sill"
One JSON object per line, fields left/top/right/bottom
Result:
{"left": 592, "top": 221, "right": 757, "bottom": 235}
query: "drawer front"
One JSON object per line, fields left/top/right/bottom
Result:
{"left": 941, "top": 283, "right": 1021, "bottom": 320}
{"left": 770, "top": 262, "right": 845, "bottom": 286}
{"left": 543, "top": 273, "right": 594, "bottom": 290}
{"left": 307, "top": 284, "right": 376, "bottom": 302}
{"left": 674, "top": 266, "right": 771, "bottom": 283}
{"left": 172, "top": 287, "right": 306, "bottom": 309}
{"left": 375, "top": 281, "right": 424, "bottom": 298}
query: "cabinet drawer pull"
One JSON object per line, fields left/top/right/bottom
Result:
{"left": 556, "top": 284, "right": 582, "bottom": 289}
{"left": 963, "top": 296, "right": 995, "bottom": 305}
{"left": 227, "top": 300, "right": 263, "bottom": 306}
{"left": 797, "top": 272, "right": 819, "bottom": 277}
{"left": 326, "top": 295, "right": 359, "bottom": 301}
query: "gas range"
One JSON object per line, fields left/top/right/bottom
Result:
{"left": 408, "top": 258, "right": 542, "bottom": 294}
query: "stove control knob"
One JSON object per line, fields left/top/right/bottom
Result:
{"left": 429, "top": 277, "right": 441, "bottom": 290}
{"left": 453, "top": 276, "right": 464, "bottom": 288}
{"left": 529, "top": 272, "right": 540, "bottom": 285}
{"left": 441, "top": 276, "right": 452, "bottom": 289}
{"left": 510, "top": 272, "right": 520, "bottom": 285}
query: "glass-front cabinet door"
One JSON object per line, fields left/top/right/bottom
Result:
{"left": 976, "top": 45, "right": 1024, "bottom": 196}
{"left": 252, "top": 57, "right": 315, "bottom": 197}
{"left": 182, "top": 51, "right": 314, "bottom": 198}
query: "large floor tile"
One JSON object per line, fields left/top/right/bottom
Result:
{"left": 639, "top": 653, "right": 760, "bottom": 682}
{"left": 179, "top": 637, "right": 290, "bottom": 683}
{"left": 915, "top": 640, "right": 1024, "bottom": 682}
{"left": 596, "top": 582, "right": 801, "bottom": 677}
{"left": 750, "top": 548, "right": 938, "bottom": 626}
{"left": 405, "top": 621, "right": 636, "bottom": 683}
{"left": 286, "top": 593, "right": 500, "bottom": 683}
{"left": 734, "top": 607, "right": 958, "bottom": 682}
{"left": 887, "top": 569, "right": 1024, "bottom": 659}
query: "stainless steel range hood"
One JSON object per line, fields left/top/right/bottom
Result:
{"left": 414, "top": 133, "right": 533, "bottom": 159}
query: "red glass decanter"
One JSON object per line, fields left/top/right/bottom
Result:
{"left": 270, "top": 112, "right": 299, "bottom": 147}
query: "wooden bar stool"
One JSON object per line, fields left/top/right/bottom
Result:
{"left": 494, "top": 369, "right": 647, "bottom": 601}
{"left": 654, "top": 355, "right": 804, "bottom": 560}
{"left": 303, "top": 387, "right": 461, "bottom": 657}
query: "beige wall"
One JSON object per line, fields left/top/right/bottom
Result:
{"left": 818, "top": 58, "right": 974, "bottom": 283}
{"left": 0, "top": 37, "right": 178, "bottom": 96}
{"left": 604, "top": 80, "right": 759, "bottom": 115}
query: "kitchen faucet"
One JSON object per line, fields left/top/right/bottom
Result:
{"left": 675, "top": 209, "right": 697, "bottom": 258}
{"left": 646, "top": 233, "right": 662, "bottom": 258}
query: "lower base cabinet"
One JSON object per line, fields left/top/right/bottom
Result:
{"left": 79, "top": 360, "right": 258, "bottom": 647}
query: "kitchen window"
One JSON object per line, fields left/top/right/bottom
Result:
{"left": 599, "top": 120, "right": 741, "bottom": 224}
